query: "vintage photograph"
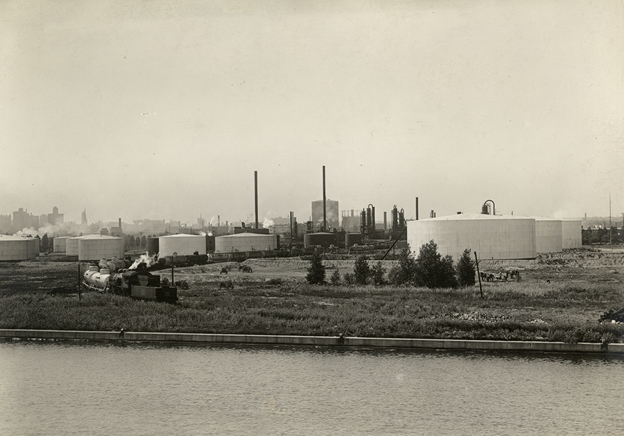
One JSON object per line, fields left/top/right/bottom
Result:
{"left": 1, "top": 1, "right": 623, "bottom": 434}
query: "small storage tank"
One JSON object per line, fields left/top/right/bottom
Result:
{"left": 78, "top": 235, "right": 124, "bottom": 261}
{"left": 159, "top": 234, "right": 207, "bottom": 257}
{"left": 561, "top": 219, "right": 582, "bottom": 249}
{"left": 146, "top": 237, "right": 159, "bottom": 255}
{"left": 533, "top": 217, "right": 563, "bottom": 253}
{"left": 344, "top": 233, "right": 363, "bottom": 247}
{"left": 215, "top": 233, "right": 279, "bottom": 253}
{"left": 0, "top": 235, "right": 39, "bottom": 261}
{"left": 303, "top": 232, "right": 337, "bottom": 248}
{"left": 53, "top": 237, "right": 67, "bottom": 253}
{"left": 407, "top": 213, "right": 536, "bottom": 261}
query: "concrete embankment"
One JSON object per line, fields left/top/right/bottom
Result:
{"left": 2, "top": 329, "right": 624, "bottom": 354}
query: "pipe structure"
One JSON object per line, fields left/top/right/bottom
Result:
{"left": 322, "top": 166, "right": 327, "bottom": 232}
{"left": 254, "top": 171, "right": 259, "bottom": 229}
{"left": 415, "top": 197, "right": 419, "bottom": 220}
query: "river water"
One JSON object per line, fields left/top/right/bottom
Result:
{"left": 1, "top": 341, "right": 623, "bottom": 435}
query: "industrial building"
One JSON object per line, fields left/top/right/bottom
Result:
{"left": 0, "top": 235, "right": 39, "bottom": 261}
{"left": 407, "top": 214, "right": 537, "bottom": 260}
{"left": 215, "top": 233, "right": 279, "bottom": 253}
{"left": 159, "top": 234, "right": 207, "bottom": 257}
{"left": 312, "top": 199, "right": 339, "bottom": 230}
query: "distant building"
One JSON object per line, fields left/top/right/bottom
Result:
{"left": 312, "top": 199, "right": 339, "bottom": 230}
{"left": 81, "top": 208, "right": 88, "bottom": 226}
{"left": 12, "top": 208, "right": 39, "bottom": 231}
{"left": 341, "top": 210, "right": 361, "bottom": 233}
{"left": 47, "top": 206, "right": 64, "bottom": 225}
{"left": 0, "top": 214, "right": 11, "bottom": 233}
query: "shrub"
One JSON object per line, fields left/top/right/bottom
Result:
{"left": 389, "top": 249, "right": 418, "bottom": 285}
{"left": 371, "top": 262, "right": 386, "bottom": 285}
{"left": 343, "top": 273, "right": 354, "bottom": 285}
{"left": 330, "top": 269, "right": 341, "bottom": 285}
{"left": 353, "top": 255, "right": 371, "bottom": 285}
{"left": 305, "top": 251, "right": 326, "bottom": 284}
{"left": 456, "top": 249, "right": 476, "bottom": 286}
{"left": 414, "top": 240, "right": 458, "bottom": 289}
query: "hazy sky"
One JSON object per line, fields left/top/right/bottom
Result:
{"left": 2, "top": 0, "right": 623, "bottom": 225}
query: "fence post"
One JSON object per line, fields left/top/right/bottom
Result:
{"left": 474, "top": 251, "right": 483, "bottom": 299}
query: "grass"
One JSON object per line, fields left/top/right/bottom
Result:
{"left": 1, "top": 280, "right": 623, "bottom": 343}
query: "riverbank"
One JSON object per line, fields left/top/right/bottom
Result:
{"left": 3, "top": 329, "right": 624, "bottom": 354}
{"left": 1, "top": 248, "right": 623, "bottom": 344}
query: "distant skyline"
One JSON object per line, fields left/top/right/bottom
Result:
{"left": 2, "top": 0, "right": 623, "bottom": 225}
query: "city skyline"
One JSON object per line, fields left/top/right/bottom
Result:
{"left": 2, "top": 1, "right": 623, "bottom": 225}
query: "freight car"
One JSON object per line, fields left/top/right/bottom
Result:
{"left": 83, "top": 264, "right": 177, "bottom": 303}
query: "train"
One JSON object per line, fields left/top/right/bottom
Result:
{"left": 82, "top": 259, "right": 178, "bottom": 304}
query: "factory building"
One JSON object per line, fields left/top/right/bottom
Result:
{"left": 215, "top": 233, "right": 279, "bottom": 253}
{"left": 407, "top": 214, "right": 537, "bottom": 261}
{"left": 312, "top": 199, "right": 339, "bottom": 230}
{"left": 0, "top": 235, "right": 39, "bottom": 261}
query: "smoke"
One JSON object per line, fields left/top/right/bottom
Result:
{"left": 14, "top": 221, "right": 72, "bottom": 237}
{"left": 128, "top": 252, "right": 158, "bottom": 270}
{"left": 199, "top": 231, "right": 213, "bottom": 236}
{"left": 263, "top": 217, "right": 274, "bottom": 229}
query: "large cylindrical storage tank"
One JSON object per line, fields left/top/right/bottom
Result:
{"left": 146, "top": 237, "right": 159, "bottom": 255}
{"left": 66, "top": 237, "right": 81, "bottom": 256}
{"left": 0, "top": 236, "right": 39, "bottom": 261}
{"left": 215, "top": 233, "right": 278, "bottom": 253}
{"left": 407, "top": 214, "right": 536, "bottom": 261}
{"left": 533, "top": 217, "right": 563, "bottom": 253}
{"left": 561, "top": 219, "right": 582, "bottom": 249}
{"left": 345, "top": 233, "right": 362, "bottom": 247}
{"left": 78, "top": 235, "right": 124, "bottom": 261}
{"left": 159, "top": 234, "right": 207, "bottom": 257}
{"left": 303, "top": 232, "right": 337, "bottom": 248}
{"left": 53, "top": 237, "right": 67, "bottom": 253}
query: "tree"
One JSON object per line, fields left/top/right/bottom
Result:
{"left": 388, "top": 249, "right": 418, "bottom": 285}
{"left": 371, "top": 261, "right": 386, "bottom": 286}
{"left": 330, "top": 269, "right": 341, "bottom": 285}
{"left": 41, "top": 234, "right": 49, "bottom": 252}
{"left": 353, "top": 255, "right": 371, "bottom": 285}
{"left": 414, "top": 240, "right": 458, "bottom": 289}
{"left": 456, "top": 248, "right": 476, "bottom": 286}
{"left": 306, "top": 251, "right": 326, "bottom": 284}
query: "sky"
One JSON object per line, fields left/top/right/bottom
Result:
{"left": 1, "top": 0, "right": 623, "bottom": 225}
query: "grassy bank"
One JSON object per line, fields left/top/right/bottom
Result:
{"left": 1, "top": 280, "right": 623, "bottom": 343}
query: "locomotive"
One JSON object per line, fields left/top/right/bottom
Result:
{"left": 82, "top": 261, "right": 177, "bottom": 304}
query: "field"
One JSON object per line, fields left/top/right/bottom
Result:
{"left": 1, "top": 247, "right": 624, "bottom": 343}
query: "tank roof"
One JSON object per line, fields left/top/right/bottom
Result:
{"left": 0, "top": 235, "right": 37, "bottom": 241}
{"left": 418, "top": 213, "right": 535, "bottom": 222}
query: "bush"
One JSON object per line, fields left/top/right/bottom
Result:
{"left": 388, "top": 249, "right": 418, "bottom": 285}
{"left": 353, "top": 256, "right": 371, "bottom": 285}
{"left": 343, "top": 273, "right": 354, "bottom": 285}
{"left": 305, "top": 251, "right": 326, "bottom": 284}
{"left": 414, "top": 240, "right": 458, "bottom": 289}
{"left": 330, "top": 269, "right": 341, "bottom": 285}
{"left": 371, "top": 262, "right": 386, "bottom": 285}
{"left": 456, "top": 249, "right": 476, "bottom": 286}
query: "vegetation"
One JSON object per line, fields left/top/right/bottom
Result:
{"left": 413, "top": 240, "right": 458, "bottom": 289}
{"left": 456, "top": 249, "right": 476, "bottom": 287}
{"left": 353, "top": 255, "right": 371, "bottom": 285}
{"left": 305, "top": 251, "right": 326, "bottom": 284}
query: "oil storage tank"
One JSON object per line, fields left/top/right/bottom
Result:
{"left": 146, "top": 237, "right": 159, "bottom": 255}
{"left": 561, "top": 219, "right": 582, "bottom": 249}
{"left": 0, "top": 235, "right": 39, "bottom": 261}
{"left": 215, "top": 233, "right": 278, "bottom": 253}
{"left": 407, "top": 213, "right": 536, "bottom": 261}
{"left": 159, "top": 234, "right": 207, "bottom": 257}
{"left": 533, "top": 217, "right": 563, "bottom": 253}
{"left": 53, "top": 237, "right": 67, "bottom": 253}
{"left": 78, "top": 235, "right": 124, "bottom": 261}
{"left": 304, "top": 232, "right": 336, "bottom": 248}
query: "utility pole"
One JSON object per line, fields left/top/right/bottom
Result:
{"left": 609, "top": 193, "right": 612, "bottom": 243}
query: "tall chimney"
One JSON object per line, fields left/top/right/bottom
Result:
{"left": 118, "top": 218, "right": 122, "bottom": 232}
{"left": 415, "top": 197, "right": 419, "bottom": 220}
{"left": 322, "top": 165, "right": 327, "bottom": 232}
{"left": 384, "top": 211, "right": 387, "bottom": 231}
{"left": 254, "top": 171, "right": 259, "bottom": 229}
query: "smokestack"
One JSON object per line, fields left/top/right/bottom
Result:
{"left": 322, "top": 165, "right": 327, "bottom": 232}
{"left": 384, "top": 212, "right": 387, "bottom": 231}
{"left": 254, "top": 171, "right": 258, "bottom": 230}
{"left": 118, "top": 218, "right": 121, "bottom": 232}
{"left": 290, "top": 211, "right": 294, "bottom": 236}
{"left": 415, "top": 197, "right": 419, "bottom": 220}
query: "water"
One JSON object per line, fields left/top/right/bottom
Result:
{"left": 1, "top": 341, "right": 623, "bottom": 435}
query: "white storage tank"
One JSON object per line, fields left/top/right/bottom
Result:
{"left": 78, "top": 235, "right": 125, "bottom": 261}
{"left": 533, "top": 217, "right": 563, "bottom": 253}
{"left": 53, "top": 237, "right": 67, "bottom": 253}
{"left": 0, "top": 235, "right": 39, "bottom": 261}
{"left": 407, "top": 213, "right": 536, "bottom": 261}
{"left": 66, "top": 236, "right": 85, "bottom": 256}
{"left": 158, "top": 234, "right": 207, "bottom": 257}
{"left": 561, "top": 219, "right": 582, "bottom": 249}
{"left": 215, "top": 233, "right": 279, "bottom": 253}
